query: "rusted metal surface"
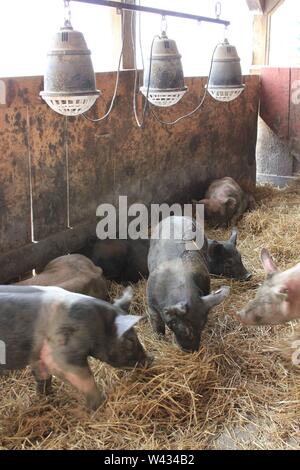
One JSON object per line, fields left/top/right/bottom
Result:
{"left": 260, "top": 67, "right": 290, "bottom": 140}
{"left": 0, "top": 71, "right": 259, "bottom": 280}
{"left": 68, "top": 72, "right": 114, "bottom": 225}
{"left": 30, "top": 103, "right": 67, "bottom": 240}
{"left": 0, "top": 104, "right": 31, "bottom": 254}
{"left": 260, "top": 67, "right": 300, "bottom": 162}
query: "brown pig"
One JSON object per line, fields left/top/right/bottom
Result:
{"left": 194, "top": 177, "right": 255, "bottom": 227}
{"left": 17, "top": 254, "right": 108, "bottom": 300}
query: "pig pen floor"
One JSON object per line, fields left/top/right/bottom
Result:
{"left": 1, "top": 184, "right": 300, "bottom": 450}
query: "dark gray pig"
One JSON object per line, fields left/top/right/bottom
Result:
{"left": 147, "top": 216, "right": 230, "bottom": 352}
{"left": 80, "top": 238, "right": 149, "bottom": 283}
{"left": 207, "top": 228, "right": 252, "bottom": 281}
{"left": 0, "top": 285, "right": 151, "bottom": 410}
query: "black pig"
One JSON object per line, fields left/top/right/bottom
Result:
{"left": 147, "top": 216, "right": 230, "bottom": 352}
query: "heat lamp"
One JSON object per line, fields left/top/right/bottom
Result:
{"left": 40, "top": 1, "right": 100, "bottom": 116}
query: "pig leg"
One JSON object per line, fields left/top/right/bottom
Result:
{"left": 31, "top": 361, "right": 52, "bottom": 395}
{"left": 148, "top": 307, "right": 165, "bottom": 336}
{"left": 40, "top": 339, "right": 105, "bottom": 409}
{"left": 47, "top": 358, "right": 105, "bottom": 410}
{"left": 247, "top": 194, "right": 256, "bottom": 211}
{"left": 60, "top": 364, "right": 106, "bottom": 410}
{"left": 230, "top": 214, "right": 240, "bottom": 226}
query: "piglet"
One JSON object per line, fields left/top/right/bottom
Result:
{"left": 17, "top": 254, "right": 108, "bottom": 300}
{"left": 207, "top": 228, "right": 252, "bottom": 281}
{"left": 194, "top": 177, "right": 255, "bottom": 227}
{"left": 0, "top": 286, "right": 151, "bottom": 410}
{"left": 237, "top": 249, "right": 300, "bottom": 325}
{"left": 147, "top": 216, "right": 230, "bottom": 352}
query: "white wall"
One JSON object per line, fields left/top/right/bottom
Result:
{"left": 269, "top": 0, "right": 300, "bottom": 67}
{"left": 0, "top": 0, "right": 117, "bottom": 77}
{"left": 0, "top": 0, "right": 254, "bottom": 78}
{"left": 138, "top": 0, "right": 254, "bottom": 76}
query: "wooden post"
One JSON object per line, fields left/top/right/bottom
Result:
{"left": 252, "top": 14, "right": 270, "bottom": 67}
{"left": 246, "top": 0, "right": 265, "bottom": 13}
{"left": 250, "top": 0, "right": 285, "bottom": 70}
{"left": 121, "top": 0, "right": 136, "bottom": 70}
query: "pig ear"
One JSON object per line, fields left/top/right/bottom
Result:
{"left": 208, "top": 240, "right": 224, "bottom": 257}
{"left": 114, "top": 314, "right": 142, "bottom": 338}
{"left": 229, "top": 227, "right": 238, "bottom": 246}
{"left": 260, "top": 249, "right": 279, "bottom": 276}
{"left": 199, "top": 199, "right": 209, "bottom": 206}
{"left": 163, "top": 302, "right": 188, "bottom": 318}
{"left": 173, "top": 302, "right": 188, "bottom": 316}
{"left": 202, "top": 286, "right": 230, "bottom": 310}
{"left": 113, "top": 286, "right": 133, "bottom": 313}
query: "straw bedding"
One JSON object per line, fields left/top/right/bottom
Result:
{"left": 0, "top": 184, "right": 300, "bottom": 450}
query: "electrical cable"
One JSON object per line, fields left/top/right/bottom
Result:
{"left": 149, "top": 42, "right": 220, "bottom": 126}
{"left": 82, "top": 10, "right": 126, "bottom": 122}
{"left": 132, "top": 6, "right": 158, "bottom": 128}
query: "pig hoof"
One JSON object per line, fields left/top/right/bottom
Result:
{"left": 86, "top": 391, "right": 106, "bottom": 411}
{"left": 36, "top": 378, "right": 53, "bottom": 395}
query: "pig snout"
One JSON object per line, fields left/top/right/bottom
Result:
{"left": 236, "top": 307, "right": 254, "bottom": 325}
{"left": 242, "top": 272, "right": 252, "bottom": 281}
{"left": 232, "top": 267, "right": 252, "bottom": 282}
{"left": 175, "top": 335, "right": 201, "bottom": 353}
{"left": 137, "top": 352, "right": 154, "bottom": 368}
{"left": 236, "top": 300, "right": 269, "bottom": 325}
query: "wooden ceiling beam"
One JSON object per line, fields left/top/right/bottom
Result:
{"left": 246, "top": 0, "right": 265, "bottom": 13}
{"left": 246, "top": 0, "right": 284, "bottom": 14}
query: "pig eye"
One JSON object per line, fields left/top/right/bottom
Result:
{"left": 125, "top": 337, "right": 135, "bottom": 349}
{"left": 168, "top": 319, "right": 177, "bottom": 330}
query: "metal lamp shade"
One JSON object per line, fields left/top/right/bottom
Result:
{"left": 207, "top": 39, "right": 245, "bottom": 102}
{"left": 140, "top": 33, "right": 187, "bottom": 107}
{"left": 40, "top": 25, "right": 100, "bottom": 116}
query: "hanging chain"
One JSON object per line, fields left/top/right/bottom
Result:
{"left": 64, "top": 0, "right": 72, "bottom": 27}
{"left": 160, "top": 15, "right": 168, "bottom": 36}
{"left": 215, "top": 1, "right": 222, "bottom": 19}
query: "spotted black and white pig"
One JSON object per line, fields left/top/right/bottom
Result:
{"left": 0, "top": 286, "right": 151, "bottom": 410}
{"left": 237, "top": 248, "right": 300, "bottom": 325}
{"left": 195, "top": 177, "right": 255, "bottom": 227}
{"left": 147, "top": 216, "right": 230, "bottom": 352}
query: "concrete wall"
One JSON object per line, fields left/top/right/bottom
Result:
{"left": 256, "top": 117, "right": 299, "bottom": 186}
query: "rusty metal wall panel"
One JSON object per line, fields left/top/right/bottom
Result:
{"left": 0, "top": 72, "right": 260, "bottom": 280}
{"left": 260, "top": 67, "right": 291, "bottom": 140}
{"left": 25, "top": 77, "right": 67, "bottom": 240}
{"left": 111, "top": 74, "right": 259, "bottom": 208}
{"left": 290, "top": 69, "right": 300, "bottom": 162}
{"left": 0, "top": 89, "right": 31, "bottom": 254}
{"left": 67, "top": 72, "right": 115, "bottom": 226}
